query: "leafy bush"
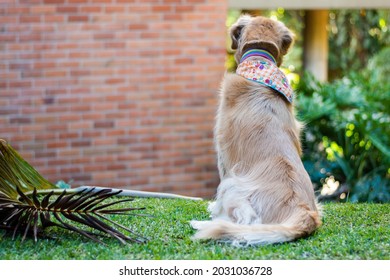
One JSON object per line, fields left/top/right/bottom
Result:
{"left": 328, "top": 10, "right": 390, "bottom": 79}
{"left": 296, "top": 62, "right": 389, "bottom": 202}
{"left": 367, "top": 47, "right": 390, "bottom": 84}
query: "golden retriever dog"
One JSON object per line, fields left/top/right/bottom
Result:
{"left": 191, "top": 15, "right": 322, "bottom": 246}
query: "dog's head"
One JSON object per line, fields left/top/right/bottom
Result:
{"left": 230, "top": 15, "right": 294, "bottom": 67}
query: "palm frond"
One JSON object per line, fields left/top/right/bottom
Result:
{"left": 0, "top": 139, "right": 147, "bottom": 244}
{"left": 0, "top": 139, "right": 56, "bottom": 199}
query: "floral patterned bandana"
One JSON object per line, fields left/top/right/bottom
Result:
{"left": 236, "top": 49, "right": 294, "bottom": 103}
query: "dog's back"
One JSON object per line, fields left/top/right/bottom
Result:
{"left": 192, "top": 74, "right": 321, "bottom": 246}
{"left": 191, "top": 15, "right": 321, "bottom": 246}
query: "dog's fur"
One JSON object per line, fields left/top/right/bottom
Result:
{"left": 191, "top": 15, "right": 322, "bottom": 246}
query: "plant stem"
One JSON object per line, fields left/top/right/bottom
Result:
{"left": 24, "top": 186, "right": 203, "bottom": 201}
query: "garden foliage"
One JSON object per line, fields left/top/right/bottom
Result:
{"left": 296, "top": 50, "right": 390, "bottom": 202}
{"left": 328, "top": 10, "right": 390, "bottom": 79}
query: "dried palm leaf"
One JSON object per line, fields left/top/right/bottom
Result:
{"left": 0, "top": 139, "right": 147, "bottom": 244}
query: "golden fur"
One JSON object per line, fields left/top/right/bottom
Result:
{"left": 191, "top": 15, "right": 322, "bottom": 246}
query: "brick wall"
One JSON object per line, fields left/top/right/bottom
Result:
{"left": 0, "top": 0, "right": 227, "bottom": 198}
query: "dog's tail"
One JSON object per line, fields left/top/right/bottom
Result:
{"left": 191, "top": 207, "right": 321, "bottom": 246}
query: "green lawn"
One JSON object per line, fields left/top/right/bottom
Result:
{"left": 0, "top": 199, "right": 389, "bottom": 260}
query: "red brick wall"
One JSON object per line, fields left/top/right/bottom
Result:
{"left": 0, "top": 0, "right": 227, "bottom": 198}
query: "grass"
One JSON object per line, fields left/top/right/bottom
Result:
{"left": 0, "top": 199, "right": 389, "bottom": 260}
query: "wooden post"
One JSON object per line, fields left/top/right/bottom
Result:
{"left": 303, "top": 10, "right": 329, "bottom": 81}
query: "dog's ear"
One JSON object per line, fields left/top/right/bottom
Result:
{"left": 279, "top": 25, "right": 294, "bottom": 55}
{"left": 230, "top": 15, "right": 252, "bottom": 50}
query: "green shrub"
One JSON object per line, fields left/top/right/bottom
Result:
{"left": 367, "top": 47, "right": 390, "bottom": 84}
{"left": 296, "top": 68, "right": 389, "bottom": 202}
{"left": 328, "top": 10, "right": 390, "bottom": 79}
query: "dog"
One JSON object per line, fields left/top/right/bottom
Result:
{"left": 191, "top": 15, "right": 322, "bottom": 246}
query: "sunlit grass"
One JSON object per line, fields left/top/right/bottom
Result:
{"left": 1, "top": 199, "right": 389, "bottom": 260}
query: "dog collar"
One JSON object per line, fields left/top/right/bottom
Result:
{"left": 236, "top": 49, "right": 293, "bottom": 103}
{"left": 240, "top": 49, "right": 277, "bottom": 64}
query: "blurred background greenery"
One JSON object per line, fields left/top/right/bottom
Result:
{"left": 226, "top": 9, "right": 390, "bottom": 203}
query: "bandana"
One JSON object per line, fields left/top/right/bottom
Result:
{"left": 236, "top": 49, "right": 294, "bottom": 103}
